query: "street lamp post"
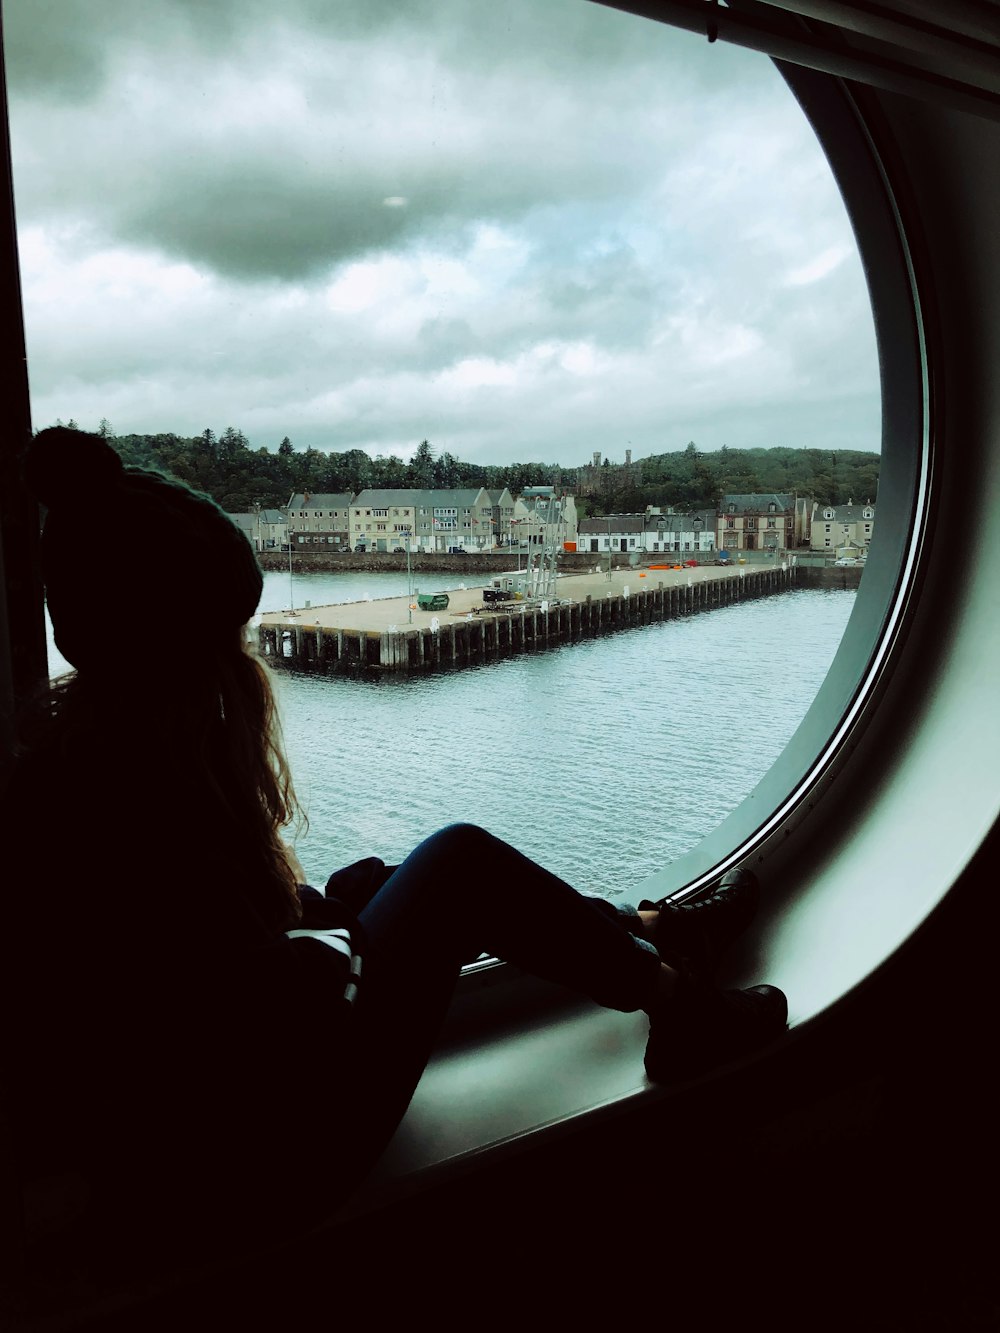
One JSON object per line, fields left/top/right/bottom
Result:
{"left": 406, "top": 526, "right": 413, "bottom": 623}
{"left": 281, "top": 504, "right": 297, "bottom": 614}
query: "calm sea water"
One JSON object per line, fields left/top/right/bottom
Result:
{"left": 254, "top": 571, "right": 857, "bottom": 895}
{"left": 45, "top": 570, "right": 856, "bottom": 894}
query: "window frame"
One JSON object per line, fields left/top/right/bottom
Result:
{"left": 625, "top": 53, "right": 930, "bottom": 906}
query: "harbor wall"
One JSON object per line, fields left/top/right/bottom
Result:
{"left": 259, "top": 565, "right": 800, "bottom": 676}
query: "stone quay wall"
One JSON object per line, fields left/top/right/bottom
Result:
{"left": 260, "top": 564, "right": 799, "bottom": 676}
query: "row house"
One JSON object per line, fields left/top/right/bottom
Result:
{"left": 577, "top": 507, "right": 716, "bottom": 555}
{"left": 486, "top": 488, "right": 517, "bottom": 545}
{"left": 645, "top": 507, "right": 716, "bottom": 555}
{"left": 578, "top": 513, "right": 646, "bottom": 553}
{"left": 286, "top": 493, "right": 353, "bottom": 549}
{"left": 511, "top": 488, "right": 579, "bottom": 548}
{"left": 228, "top": 508, "right": 289, "bottom": 552}
{"left": 349, "top": 488, "right": 498, "bottom": 551}
{"left": 809, "top": 500, "right": 876, "bottom": 557}
{"left": 717, "top": 493, "right": 808, "bottom": 551}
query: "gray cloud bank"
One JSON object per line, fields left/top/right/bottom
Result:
{"left": 6, "top": 0, "right": 880, "bottom": 465}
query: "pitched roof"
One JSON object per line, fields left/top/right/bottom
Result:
{"left": 646, "top": 508, "right": 715, "bottom": 533}
{"left": 227, "top": 513, "right": 255, "bottom": 536}
{"left": 578, "top": 514, "right": 646, "bottom": 534}
{"left": 720, "top": 493, "right": 795, "bottom": 513}
{"left": 227, "top": 509, "right": 286, "bottom": 527}
{"left": 351, "top": 488, "right": 488, "bottom": 508}
{"left": 287, "top": 493, "right": 354, "bottom": 510}
{"left": 816, "top": 502, "right": 876, "bottom": 522}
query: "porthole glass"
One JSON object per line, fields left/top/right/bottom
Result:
{"left": 7, "top": 0, "right": 881, "bottom": 896}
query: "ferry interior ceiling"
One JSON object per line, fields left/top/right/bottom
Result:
{"left": 1, "top": 0, "right": 999, "bottom": 1328}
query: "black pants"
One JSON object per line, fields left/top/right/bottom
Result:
{"left": 342, "top": 822, "right": 660, "bottom": 1184}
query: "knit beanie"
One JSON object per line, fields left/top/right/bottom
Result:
{"left": 23, "top": 427, "right": 263, "bottom": 671}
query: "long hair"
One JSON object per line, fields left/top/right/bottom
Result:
{"left": 19, "top": 628, "right": 304, "bottom": 933}
{"left": 209, "top": 629, "right": 305, "bottom": 929}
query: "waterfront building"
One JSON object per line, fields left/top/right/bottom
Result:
{"left": 228, "top": 508, "right": 289, "bottom": 552}
{"left": 349, "top": 487, "right": 496, "bottom": 552}
{"left": 645, "top": 507, "right": 716, "bottom": 555}
{"left": 809, "top": 500, "right": 876, "bottom": 555}
{"left": 716, "top": 493, "right": 808, "bottom": 552}
{"left": 577, "top": 507, "right": 716, "bottom": 555}
{"left": 286, "top": 493, "right": 354, "bottom": 549}
{"left": 511, "top": 488, "right": 579, "bottom": 548}
{"left": 486, "top": 488, "right": 517, "bottom": 547}
{"left": 578, "top": 513, "right": 647, "bottom": 554}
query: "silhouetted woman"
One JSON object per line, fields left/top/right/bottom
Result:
{"left": 4, "top": 427, "right": 785, "bottom": 1272}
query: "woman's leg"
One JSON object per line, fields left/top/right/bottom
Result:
{"left": 345, "top": 823, "right": 663, "bottom": 1170}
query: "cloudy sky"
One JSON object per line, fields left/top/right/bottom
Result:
{"left": 4, "top": 0, "right": 880, "bottom": 467}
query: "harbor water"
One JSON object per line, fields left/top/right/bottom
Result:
{"left": 257, "top": 571, "right": 856, "bottom": 894}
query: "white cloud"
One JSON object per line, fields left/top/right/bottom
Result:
{"left": 7, "top": 0, "right": 880, "bottom": 462}
{"left": 785, "top": 244, "right": 854, "bottom": 287}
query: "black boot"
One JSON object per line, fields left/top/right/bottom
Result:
{"left": 644, "top": 971, "right": 788, "bottom": 1084}
{"left": 639, "top": 867, "right": 760, "bottom": 973}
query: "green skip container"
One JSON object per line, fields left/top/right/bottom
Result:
{"left": 417, "top": 592, "right": 450, "bottom": 611}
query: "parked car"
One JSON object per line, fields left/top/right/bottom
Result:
{"left": 354, "top": 544, "right": 367, "bottom": 552}
{"left": 392, "top": 546, "right": 406, "bottom": 554}
{"left": 448, "top": 546, "right": 467, "bottom": 555}
{"left": 684, "top": 559, "right": 699, "bottom": 567}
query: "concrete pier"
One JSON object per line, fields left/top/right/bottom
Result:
{"left": 257, "top": 563, "right": 798, "bottom": 675}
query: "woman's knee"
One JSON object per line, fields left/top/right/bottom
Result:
{"left": 419, "top": 822, "right": 495, "bottom": 860}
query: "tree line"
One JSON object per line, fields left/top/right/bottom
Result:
{"left": 583, "top": 442, "right": 880, "bottom": 515}
{"left": 53, "top": 421, "right": 879, "bottom": 514}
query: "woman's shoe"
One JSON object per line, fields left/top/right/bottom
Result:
{"left": 644, "top": 975, "right": 788, "bottom": 1084}
{"left": 639, "top": 867, "right": 760, "bottom": 973}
